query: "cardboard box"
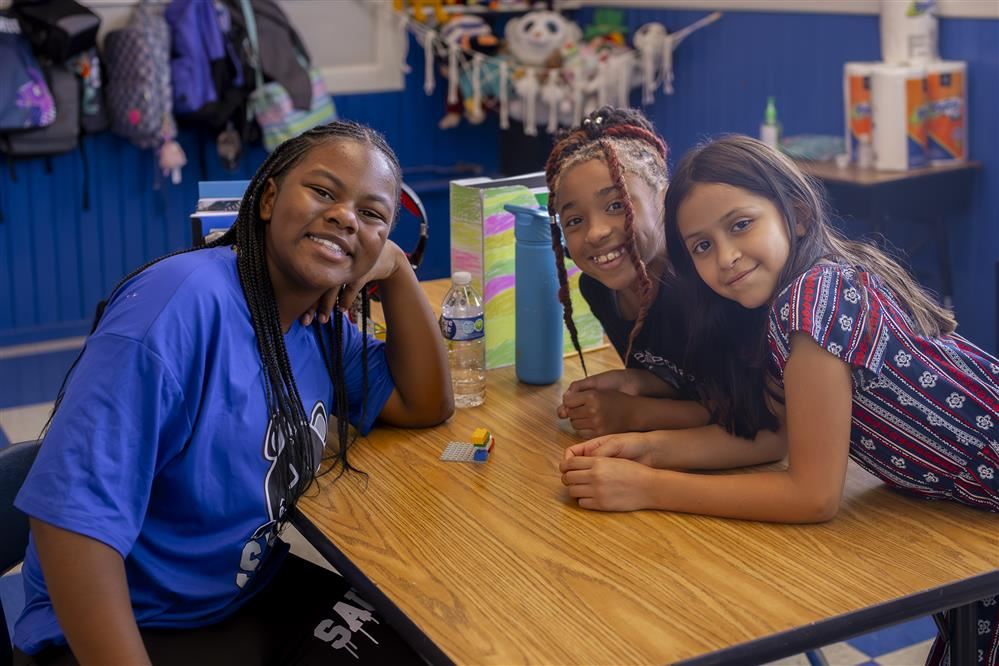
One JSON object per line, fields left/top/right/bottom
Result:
{"left": 449, "top": 172, "right": 605, "bottom": 369}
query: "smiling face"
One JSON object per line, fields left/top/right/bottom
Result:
{"left": 259, "top": 138, "right": 398, "bottom": 305}
{"left": 556, "top": 158, "right": 665, "bottom": 292}
{"left": 676, "top": 182, "right": 793, "bottom": 309}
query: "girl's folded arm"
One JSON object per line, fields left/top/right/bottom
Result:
{"left": 624, "top": 368, "right": 680, "bottom": 397}
{"left": 625, "top": 395, "right": 711, "bottom": 431}
{"left": 376, "top": 253, "right": 454, "bottom": 427}
{"left": 643, "top": 422, "right": 787, "bottom": 470}
{"left": 643, "top": 333, "right": 854, "bottom": 522}
{"left": 31, "top": 518, "right": 151, "bottom": 665}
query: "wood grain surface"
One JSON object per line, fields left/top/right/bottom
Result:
{"left": 299, "top": 281, "right": 998, "bottom": 665}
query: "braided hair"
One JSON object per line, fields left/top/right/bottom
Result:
{"left": 45, "top": 120, "right": 402, "bottom": 527}
{"left": 544, "top": 106, "right": 669, "bottom": 372}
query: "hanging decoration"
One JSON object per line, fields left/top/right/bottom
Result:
{"left": 387, "top": 2, "right": 722, "bottom": 135}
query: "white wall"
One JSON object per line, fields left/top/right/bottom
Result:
{"left": 85, "top": 0, "right": 404, "bottom": 94}
{"left": 575, "top": 0, "right": 999, "bottom": 19}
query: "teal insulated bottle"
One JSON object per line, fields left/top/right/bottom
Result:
{"left": 505, "top": 204, "right": 563, "bottom": 385}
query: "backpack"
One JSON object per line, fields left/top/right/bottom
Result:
{"left": 103, "top": 1, "right": 175, "bottom": 149}
{"left": 12, "top": 0, "right": 99, "bottom": 62}
{"left": 234, "top": 0, "right": 336, "bottom": 152}
{"left": 165, "top": 0, "right": 251, "bottom": 129}
{"left": 223, "top": 0, "right": 313, "bottom": 110}
{"left": 0, "top": 11, "right": 55, "bottom": 131}
{"left": 0, "top": 60, "right": 80, "bottom": 156}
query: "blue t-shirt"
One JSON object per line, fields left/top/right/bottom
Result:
{"left": 13, "top": 247, "right": 395, "bottom": 654}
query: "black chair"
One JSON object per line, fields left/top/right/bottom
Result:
{"left": 0, "top": 440, "right": 42, "bottom": 666}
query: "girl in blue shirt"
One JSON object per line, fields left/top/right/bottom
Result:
{"left": 13, "top": 121, "right": 452, "bottom": 665}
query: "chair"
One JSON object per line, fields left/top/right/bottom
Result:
{"left": 0, "top": 440, "right": 42, "bottom": 666}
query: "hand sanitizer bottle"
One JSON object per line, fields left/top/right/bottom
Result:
{"left": 760, "top": 96, "right": 781, "bottom": 149}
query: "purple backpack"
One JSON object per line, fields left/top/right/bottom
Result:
{"left": 165, "top": 0, "right": 251, "bottom": 130}
{"left": 0, "top": 11, "right": 55, "bottom": 130}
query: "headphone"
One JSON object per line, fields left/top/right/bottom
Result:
{"left": 399, "top": 181, "right": 429, "bottom": 271}
{"left": 362, "top": 182, "right": 430, "bottom": 306}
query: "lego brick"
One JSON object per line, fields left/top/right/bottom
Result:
{"left": 440, "top": 441, "right": 487, "bottom": 463}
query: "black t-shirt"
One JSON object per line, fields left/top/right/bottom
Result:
{"left": 578, "top": 273, "right": 696, "bottom": 399}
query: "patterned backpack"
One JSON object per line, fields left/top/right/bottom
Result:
{"left": 103, "top": 1, "right": 175, "bottom": 149}
{"left": 0, "top": 11, "right": 55, "bottom": 131}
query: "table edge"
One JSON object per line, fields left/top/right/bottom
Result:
{"left": 295, "top": 502, "right": 998, "bottom": 666}
{"left": 675, "top": 568, "right": 999, "bottom": 666}
{"left": 291, "top": 510, "right": 455, "bottom": 666}
{"left": 797, "top": 159, "right": 982, "bottom": 187}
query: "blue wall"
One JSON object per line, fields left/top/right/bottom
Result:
{"left": 0, "top": 35, "right": 499, "bottom": 346}
{"left": 1, "top": 9, "right": 996, "bottom": 352}
{"left": 591, "top": 7, "right": 997, "bottom": 352}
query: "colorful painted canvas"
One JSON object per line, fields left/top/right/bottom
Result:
{"left": 450, "top": 172, "right": 604, "bottom": 369}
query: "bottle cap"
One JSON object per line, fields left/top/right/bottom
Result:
{"left": 505, "top": 204, "right": 552, "bottom": 243}
{"left": 764, "top": 96, "right": 777, "bottom": 124}
{"left": 453, "top": 271, "right": 472, "bottom": 285}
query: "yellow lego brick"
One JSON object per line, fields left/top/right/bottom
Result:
{"left": 472, "top": 433, "right": 495, "bottom": 451}
{"left": 471, "top": 427, "right": 491, "bottom": 445}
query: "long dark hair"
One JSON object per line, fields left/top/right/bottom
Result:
{"left": 663, "top": 135, "right": 955, "bottom": 437}
{"left": 544, "top": 106, "right": 670, "bottom": 373}
{"left": 45, "top": 120, "right": 402, "bottom": 526}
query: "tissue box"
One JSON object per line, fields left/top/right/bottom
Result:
{"left": 449, "top": 172, "right": 604, "bottom": 369}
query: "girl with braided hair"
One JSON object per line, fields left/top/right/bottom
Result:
{"left": 12, "top": 121, "right": 451, "bottom": 665}
{"left": 546, "top": 106, "right": 708, "bottom": 439}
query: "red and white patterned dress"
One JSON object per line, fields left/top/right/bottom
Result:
{"left": 768, "top": 264, "right": 998, "bottom": 665}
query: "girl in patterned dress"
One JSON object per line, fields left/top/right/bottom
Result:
{"left": 558, "top": 135, "right": 997, "bottom": 665}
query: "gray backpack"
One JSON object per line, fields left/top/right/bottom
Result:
{"left": 103, "top": 1, "right": 174, "bottom": 149}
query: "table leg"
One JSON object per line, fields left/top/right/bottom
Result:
{"left": 949, "top": 603, "right": 977, "bottom": 666}
{"left": 805, "top": 648, "right": 829, "bottom": 665}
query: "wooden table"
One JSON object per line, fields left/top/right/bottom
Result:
{"left": 795, "top": 159, "right": 982, "bottom": 309}
{"left": 294, "top": 282, "right": 998, "bottom": 665}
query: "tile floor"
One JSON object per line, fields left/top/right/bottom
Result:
{"left": 0, "top": 339, "right": 937, "bottom": 664}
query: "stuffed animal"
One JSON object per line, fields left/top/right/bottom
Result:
{"left": 437, "top": 14, "right": 499, "bottom": 129}
{"left": 504, "top": 10, "right": 581, "bottom": 68}
{"left": 393, "top": 0, "right": 447, "bottom": 24}
{"left": 633, "top": 13, "right": 723, "bottom": 101}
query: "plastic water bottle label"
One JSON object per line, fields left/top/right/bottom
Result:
{"left": 440, "top": 315, "right": 484, "bottom": 341}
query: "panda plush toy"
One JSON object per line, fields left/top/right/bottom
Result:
{"left": 504, "top": 10, "right": 582, "bottom": 69}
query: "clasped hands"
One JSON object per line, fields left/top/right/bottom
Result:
{"left": 556, "top": 368, "right": 650, "bottom": 439}
{"left": 556, "top": 369, "right": 666, "bottom": 512}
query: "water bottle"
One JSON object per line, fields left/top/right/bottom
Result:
{"left": 440, "top": 271, "right": 486, "bottom": 408}
{"left": 505, "top": 204, "right": 563, "bottom": 385}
